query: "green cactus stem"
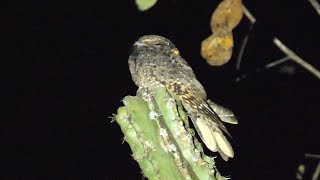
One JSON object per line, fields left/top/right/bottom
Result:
{"left": 114, "top": 86, "right": 225, "bottom": 180}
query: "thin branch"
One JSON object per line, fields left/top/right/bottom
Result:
{"left": 236, "top": 24, "right": 253, "bottom": 71}
{"left": 265, "top": 56, "right": 290, "bottom": 69}
{"left": 243, "top": 5, "right": 256, "bottom": 24}
{"left": 235, "top": 5, "right": 255, "bottom": 71}
{"left": 273, "top": 38, "right": 320, "bottom": 79}
{"left": 305, "top": 153, "right": 320, "bottom": 159}
{"left": 312, "top": 162, "right": 320, "bottom": 180}
{"left": 309, "top": 0, "right": 320, "bottom": 15}
{"left": 236, "top": 56, "right": 292, "bottom": 82}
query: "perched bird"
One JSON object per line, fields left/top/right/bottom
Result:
{"left": 128, "top": 35, "right": 238, "bottom": 161}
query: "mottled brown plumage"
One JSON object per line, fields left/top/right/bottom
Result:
{"left": 128, "top": 35, "right": 238, "bottom": 160}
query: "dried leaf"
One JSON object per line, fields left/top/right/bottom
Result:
{"left": 201, "top": 0, "right": 243, "bottom": 66}
{"left": 211, "top": 0, "right": 243, "bottom": 33}
{"left": 201, "top": 32, "right": 233, "bottom": 66}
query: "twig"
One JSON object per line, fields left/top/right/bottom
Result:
{"left": 309, "top": 0, "right": 320, "bottom": 15}
{"left": 243, "top": 5, "right": 256, "bottom": 24}
{"left": 236, "top": 24, "right": 253, "bottom": 71}
{"left": 273, "top": 38, "right": 320, "bottom": 79}
{"left": 265, "top": 56, "right": 290, "bottom": 69}
{"left": 305, "top": 153, "right": 320, "bottom": 159}
{"left": 236, "top": 56, "right": 292, "bottom": 82}
{"left": 312, "top": 162, "right": 320, "bottom": 180}
{"left": 235, "top": 5, "right": 255, "bottom": 71}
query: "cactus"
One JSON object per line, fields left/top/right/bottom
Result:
{"left": 114, "top": 86, "right": 225, "bottom": 180}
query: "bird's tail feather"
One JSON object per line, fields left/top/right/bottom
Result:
{"left": 183, "top": 100, "right": 235, "bottom": 161}
{"left": 189, "top": 112, "right": 234, "bottom": 161}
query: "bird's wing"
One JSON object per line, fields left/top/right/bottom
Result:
{"left": 152, "top": 54, "right": 207, "bottom": 99}
{"left": 207, "top": 100, "right": 238, "bottom": 124}
{"left": 149, "top": 53, "right": 235, "bottom": 160}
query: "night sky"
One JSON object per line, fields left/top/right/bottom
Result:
{"left": 2, "top": 0, "right": 320, "bottom": 179}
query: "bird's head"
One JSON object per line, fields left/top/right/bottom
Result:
{"left": 134, "top": 35, "right": 180, "bottom": 56}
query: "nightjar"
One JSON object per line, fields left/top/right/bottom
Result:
{"left": 128, "top": 35, "right": 238, "bottom": 161}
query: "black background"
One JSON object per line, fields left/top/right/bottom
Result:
{"left": 2, "top": 0, "right": 320, "bottom": 179}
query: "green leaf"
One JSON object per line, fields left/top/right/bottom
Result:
{"left": 135, "top": 0, "right": 158, "bottom": 11}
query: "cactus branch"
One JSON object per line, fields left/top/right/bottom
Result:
{"left": 114, "top": 87, "right": 225, "bottom": 180}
